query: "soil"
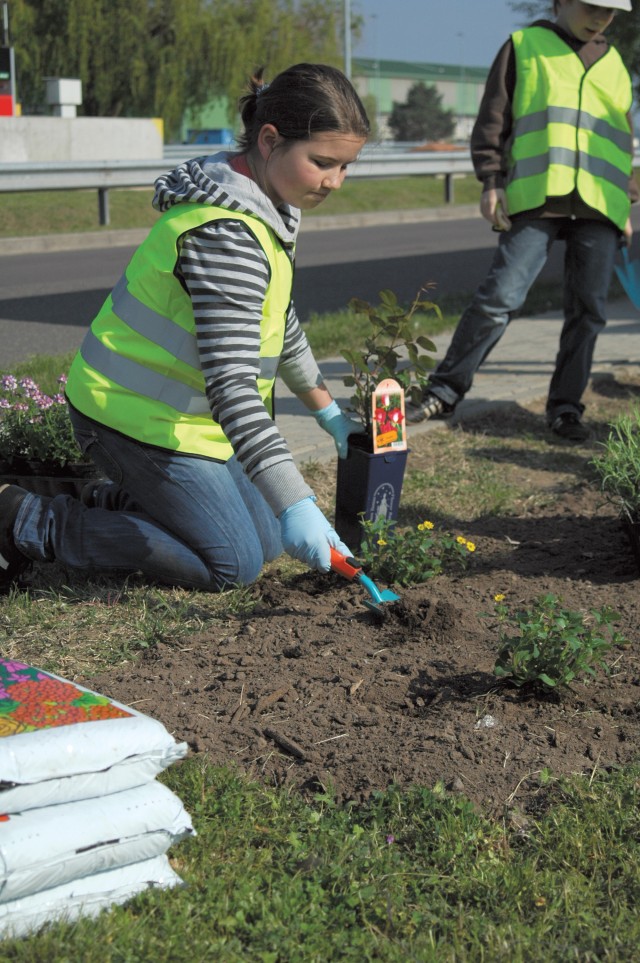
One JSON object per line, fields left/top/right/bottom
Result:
{"left": 87, "top": 375, "right": 640, "bottom": 822}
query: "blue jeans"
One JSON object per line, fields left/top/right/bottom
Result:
{"left": 12, "top": 409, "right": 283, "bottom": 590}
{"left": 428, "top": 217, "right": 619, "bottom": 421}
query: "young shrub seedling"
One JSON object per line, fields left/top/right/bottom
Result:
{"left": 489, "top": 594, "right": 626, "bottom": 692}
{"left": 341, "top": 287, "right": 439, "bottom": 432}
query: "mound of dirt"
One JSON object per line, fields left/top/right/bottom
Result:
{"left": 89, "top": 483, "right": 640, "bottom": 819}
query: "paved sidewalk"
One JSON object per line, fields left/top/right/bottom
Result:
{"left": 278, "top": 298, "right": 640, "bottom": 465}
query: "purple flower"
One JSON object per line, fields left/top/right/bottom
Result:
{"left": 18, "top": 378, "right": 39, "bottom": 399}
{"left": 1, "top": 370, "right": 79, "bottom": 465}
{"left": 386, "top": 834, "right": 395, "bottom": 845}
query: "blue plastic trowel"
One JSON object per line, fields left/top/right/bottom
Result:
{"left": 330, "top": 547, "right": 400, "bottom": 615}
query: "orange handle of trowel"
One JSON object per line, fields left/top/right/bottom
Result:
{"left": 329, "top": 547, "right": 362, "bottom": 580}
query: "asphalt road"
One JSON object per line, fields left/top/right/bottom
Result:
{"left": 0, "top": 213, "right": 587, "bottom": 367}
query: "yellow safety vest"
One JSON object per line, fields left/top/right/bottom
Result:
{"left": 507, "top": 27, "right": 632, "bottom": 230}
{"left": 66, "top": 204, "right": 293, "bottom": 461}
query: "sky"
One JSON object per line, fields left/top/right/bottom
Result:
{"left": 352, "top": 0, "right": 533, "bottom": 69}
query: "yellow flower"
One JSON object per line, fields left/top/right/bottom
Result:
{"left": 456, "top": 535, "right": 466, "bottom": 545}
{"left": 377, "top": 538, "right": 387, "bottom": 546}
{"left": 494, "top": 593, "right": 505, "bottom": 602}
{"left": 466, "top": 541, "right": 476, "bottom": 552}
{"left": 424, "top": 520, "right": 434, "bottom": 530}
{"left": 417, "top": 523, "right": 424, "bottom": 531}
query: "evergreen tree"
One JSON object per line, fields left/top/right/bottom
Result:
{"left": 387, "top": 82, "right": 455, "bottom": 143}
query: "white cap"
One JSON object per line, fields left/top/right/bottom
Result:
{"left": 582, "top": 0, "right": 631, "bottom": 10}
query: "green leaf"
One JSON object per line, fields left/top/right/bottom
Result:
{"left": 416, "top": 334, "right": 438, "bottom": 352}
{"left": 349, "top": 297, "right": 374, "bottom": 316}
{"left": 379, "top": 289, "right": 399, "bottom": 308}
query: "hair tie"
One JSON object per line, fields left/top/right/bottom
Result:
{"left": 256, "top": 83, "right": 270, "bottom": 98}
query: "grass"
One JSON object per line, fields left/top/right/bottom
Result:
{"left": 2, "top": 352, "right": 640, "bottom": 959}
{"left": 0, "top": 174, "right": 480, "bottom": 237}
{"left": 0, "top": 188, "right": 160, "bottom": 237}
{"left": 2, "top": 763, "right": 640, "bottom": 961}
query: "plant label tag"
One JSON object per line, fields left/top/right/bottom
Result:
{"left": 372, "top": 378, "right": 407, "bottom": 454}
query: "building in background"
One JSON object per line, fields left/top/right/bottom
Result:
{"left": 178, "top": 58, "right": 488, "bottom": 146}
{"left": 352, "top": 57, "right": 488, "bottom": 142}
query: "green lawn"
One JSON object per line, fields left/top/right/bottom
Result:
{"left": 0, "top": 174, "right": 480, "bottom": 237}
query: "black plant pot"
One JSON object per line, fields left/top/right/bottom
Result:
{"left": 0, "top": 461, "right": 100, "bottom": 498}
{"left": 334, "top": 434, "right": 409, "bottom": 551}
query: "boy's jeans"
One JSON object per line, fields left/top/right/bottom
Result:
{"left": 428, "top": 217, "right": 619, "bottom": 421}
{"left": 12, "top": 408, "right": 283, "bottom": 590}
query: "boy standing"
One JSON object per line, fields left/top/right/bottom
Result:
{"left": 408, "top": 1, "right": 637, "bottom": 441}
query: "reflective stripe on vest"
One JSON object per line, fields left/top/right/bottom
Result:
{"left": 66, "top": 204, "right": 292, "bottom": 460}
{"left": 506, "top": 27, "right": 632, "bottom": 230}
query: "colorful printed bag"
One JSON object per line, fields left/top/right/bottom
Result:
{"left": 0, "top": 659, "right": 187, "bottom": 813}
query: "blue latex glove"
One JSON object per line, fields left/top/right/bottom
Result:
{"left": 280, "top": 496, "right": 352, "bottom": 572}
{"left": 313, "top": 400, "right": 365, "bottom": 459}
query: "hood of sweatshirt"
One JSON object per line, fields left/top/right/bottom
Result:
{"left": 152, "top": 151, "right": 300, "bottom": 249}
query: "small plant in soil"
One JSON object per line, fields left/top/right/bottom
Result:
{"left": 591, "top": 406, "right": 640, "bottom": 523}
{"left": 490, "top": 594, "right": 626, "bottom": 692}
{"left": 341, "top": 287, "right": 439, "bottom": 432}
{"left": 358, "top": 515, "right": 475, "bottom": 586}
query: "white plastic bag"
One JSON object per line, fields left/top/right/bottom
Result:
{"left": 0, "top": 780, "right": 194, "bottom": 904}
{"left": 0, "top": 853, "right": 183, "bottom": 939}
{"left": 0, "top": 658, "right": 187, "bottom": 813}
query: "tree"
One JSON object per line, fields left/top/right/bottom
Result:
{"left": 387, "top": 82, "right": 455, "bottom": 143}
{"left": 6, "top": 0, "right": 352, "bottom": 140}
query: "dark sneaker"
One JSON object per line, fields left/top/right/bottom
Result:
{"left": 0, "top": 484, "right": 30, "bottom": 588}
{"left": 550, "top": 412, "right": 590, "bottom": 442}
{"left": 406, "top": 391, "right": 453, "bottom": 425}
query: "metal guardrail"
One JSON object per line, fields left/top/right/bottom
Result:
{"left": 0, "top": 150, "right": 475, "bottom": 226}
{"left": 3, "top": 148, "right": 637, "bottom": 227}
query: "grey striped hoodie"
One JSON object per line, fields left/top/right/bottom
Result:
{"left": 153, "top": 152, "right": 324, "bottom": 517}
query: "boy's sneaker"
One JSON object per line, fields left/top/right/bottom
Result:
{"left": 406, "top": 391, "right": 453, "bottom": 424}
{"left": 0, "top": 484, "right": 30, "bottom": 588}
{"left": 549, "top": 412, "right": 590, "bottom": 442}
